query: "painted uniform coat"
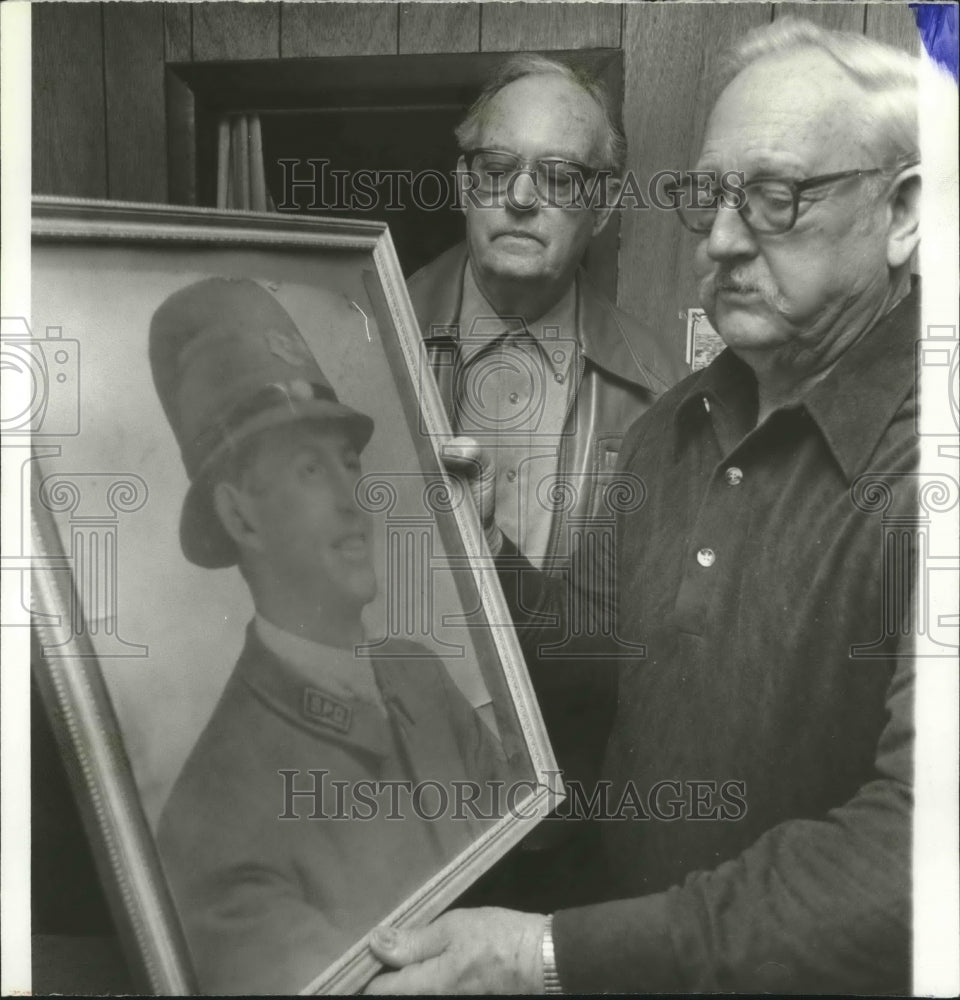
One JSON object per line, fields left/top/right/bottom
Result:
{"left": 157, "top": 625, "right": 505, "bottom": 994}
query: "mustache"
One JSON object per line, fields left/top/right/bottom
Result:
{"left": 701, "top": 271, "right": 792, "bottom": 319}
{"left": 709, "top": 271, "right": 763, "bottom": 295}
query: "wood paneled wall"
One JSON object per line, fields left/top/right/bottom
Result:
{"left": 32, "top": 2, "right": 631, "bottom": 203}
{"left": 33, "top": 1, "right": 921, "bottom": 361}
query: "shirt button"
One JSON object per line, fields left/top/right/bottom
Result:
{"left": 702, "top": 396, "right": 711, "bottom": 413}
{"left": 725, "top": 466, "right": 743, "bottom": 486}
{"left": 696, "top": 547, "right": 716, "bottom": 568}
{"left": 554, "top": 373, "right": 565, "bottom": 384}
{"left": 509, "top": 392, "right": 520, "bottom": 404}
{"left": 506, "top": 470, "right": 517, "bottom": 482}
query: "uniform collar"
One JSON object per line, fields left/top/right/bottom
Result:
{"left": 239, "top": 620, "right": 392, "bottom": 759}
{"left": 254, "top": 613, "right": 386, "bottom": 713}
{"left": 674, "top": 280, "right": 920, "bottom": 482}
{"left": 410, "top": 242, "right": 661, "bottom": 393}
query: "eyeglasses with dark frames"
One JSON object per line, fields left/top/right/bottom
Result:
{"left": 463, "top": 148, "right": 610, "bottom": 206}
{"left": 667, "top": 165, "right": 914, "bottom": 236}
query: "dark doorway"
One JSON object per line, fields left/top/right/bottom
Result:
{"left": 261, "top": 105, "right": 465, "bottom": 277}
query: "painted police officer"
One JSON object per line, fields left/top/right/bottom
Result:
{"left": 150, "top": 277, "right": 503, "bottom": 994}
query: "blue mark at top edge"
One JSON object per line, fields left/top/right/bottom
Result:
{"left": 910, "top": 3, "right": 959, "bottom": 81}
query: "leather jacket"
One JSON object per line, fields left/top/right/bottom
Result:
{"left": 407, "top": 244, "right": 686, "bottom": 575}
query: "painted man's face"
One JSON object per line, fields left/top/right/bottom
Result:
{"left": 237, "top": 420, "right": 376, "bottom": 612}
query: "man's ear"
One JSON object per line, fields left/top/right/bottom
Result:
{"left": 885, "top": 164, "right": 921, "bottom": 269}
{"left": 590, "top": 174, "right": 623, "bottom": 237}
{"left": 212, "top": 481, "right": 263, "bottom": 554}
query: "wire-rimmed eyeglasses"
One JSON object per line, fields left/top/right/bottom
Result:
{"left": 462, "top": 148, "right": 609, "bottom": 206}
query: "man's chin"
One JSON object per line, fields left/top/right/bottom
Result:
{"left": 709, "top": 301, "right": 791, "bottom": 352}
{"left": 344, "top": 571, "right": 378, "bottom": 609}
{"left": 311, "top": 564, "right": 377, "bottom": 613}
{"left": 714, "top": 327, "right": 794, "bottom": 358}
{"left": 484, "top": 249, "right": 551, "bottom": 283}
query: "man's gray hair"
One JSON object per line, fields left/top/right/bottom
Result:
{"left": 719, "top": 17, "right": 920, "bottom": 168}
{"left": 455, "top": 54, "right": 628, "bottom": 175}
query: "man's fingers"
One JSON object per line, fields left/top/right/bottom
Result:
{"left": 441, "top": 436, "right": 491, "bottom": 475}
{"left": 365, "top": 908, "right": 546, "bottom": 994}
{"left": 363, "top": 969, "right": 405, "bottom": 995}
{"left": 369, "top": 922, "right": 449, "bottom": 967}
{"left": 440, "top": 435, "right": 500, "bottom": 548}
{"left": 363, "top": 962, "right": 444, "bottom": 996}
{"left": 364, "top": 923, "right": 450, "bottom": 995}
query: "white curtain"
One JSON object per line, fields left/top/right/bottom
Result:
{"left": 216, "top": 113, "right": 272, "bottom": 211}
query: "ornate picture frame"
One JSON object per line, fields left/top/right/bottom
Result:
{"left": 26, "top": 197, "right": 562, "bottom": 994}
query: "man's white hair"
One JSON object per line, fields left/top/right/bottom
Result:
{"left": 454, "top": 53, "right": 628, "bottom": 175}
{"left": 719, "top": 16, "right": 920, "bottom": 168}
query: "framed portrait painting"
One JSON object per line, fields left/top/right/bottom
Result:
{"left": 26, "top": 197, "right": 562, "bottom": 994}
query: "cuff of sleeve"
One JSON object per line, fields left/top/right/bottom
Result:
{"left": 493, "top": 536, "right": 549, "bottom": 627}
{"left": 552, "top": 891, "right": 682, "bottom": 993}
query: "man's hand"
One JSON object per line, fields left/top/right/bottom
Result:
{"left": 441, "top": 436, "right": 503, "bottom": 554}
{"left": 364, "top": 907, "right": 547, "bottom": 994}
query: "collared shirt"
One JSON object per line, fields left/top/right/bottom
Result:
{"left": 455, "top": 263, "right": 577, "bottom": 567}
{"left": 514, "top": 285, "right": 920, "bottom": 992}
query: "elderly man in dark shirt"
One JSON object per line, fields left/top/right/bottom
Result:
{"left": 366, "top": 18, "right": 924, "bottom": 994}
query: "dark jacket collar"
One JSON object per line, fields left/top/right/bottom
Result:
{"left": 675, "top": 281, "right": 920, "bottom": 482}
{"left": 407, "top": 242, "right": 666, "bottom": 393}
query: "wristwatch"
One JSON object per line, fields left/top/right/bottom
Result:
{"left": 541, "top": 914, "right": 562, "bottom": 994}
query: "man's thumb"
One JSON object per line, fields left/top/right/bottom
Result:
{"left": 369, "top": 923, "right": 447, "bottom": 966}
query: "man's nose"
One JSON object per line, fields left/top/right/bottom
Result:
{"left": 505, "top": 169, "right": 541, "bottom": 213}
{"left": 705, "top": 204, "right": 759, "bottom": 261}
{"left": 332, "top": 462, "right": 361, "bottom": 511}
